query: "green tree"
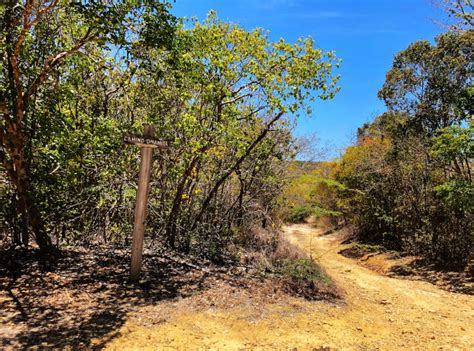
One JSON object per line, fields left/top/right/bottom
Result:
{"left": 441, "top": 0, "right": 474, "bottom": 29}
{"left": 338, "top": 29, "right": 473, "bottom": 265}
{"left": 129, "top": 13, "right": 340, "bottom": 254}
{"left": 378, "top": 30, "right": 473, "bottom": 136}
{"left": 0, "top": 0, "right": 176, "bottom": 249}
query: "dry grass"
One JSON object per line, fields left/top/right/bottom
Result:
{"left": 239, "top": 226, "right": 340, "bottom": 300}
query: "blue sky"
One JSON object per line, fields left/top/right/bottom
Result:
{"left": 170, "top": 0, "right": 448, "bottom": 157}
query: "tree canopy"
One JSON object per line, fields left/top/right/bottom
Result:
{"left": 1, "top": 4, "right": 340, "bottom": 259}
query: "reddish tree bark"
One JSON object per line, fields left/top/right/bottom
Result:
{"left": 1, "top": 1, "right": 93, "bottom": 249}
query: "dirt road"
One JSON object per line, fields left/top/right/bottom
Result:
{"left": 104, "top": 224, "right": 473, "bottom": 350}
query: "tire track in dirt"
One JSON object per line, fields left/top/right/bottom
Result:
{"left": 283, "top": 224, "right": 473, "bottom": 350}
{"left": 103, "top": 224, "right": 473, "bottom": 350}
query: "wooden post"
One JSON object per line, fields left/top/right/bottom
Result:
{"left": 124, "top": 125, "right": 167, "bottom": 283}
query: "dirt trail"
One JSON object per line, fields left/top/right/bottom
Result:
{"left": 104, "top": 224, "right": 473, "bottom": 350}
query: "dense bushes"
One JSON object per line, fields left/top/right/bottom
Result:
{"left": 275, "top": 258, "right": 331, "bottom": 284}
{"left": 1, "top": 4, "right": 339, "bottom": 261}
{"left": 285, "top": 205, "right": 342, "bottom": 224}
{"left": 282, "top": 162, "right": 344, "bottom": 224}
{"left": 336, "top": 30, "right": 473, "bottom": 267}
{"left": 237, "top": 225, "right": 337, "bottom": 299}
{"left": 337, "top": 121, "right": 473, "bottom": 266}
{"left": 286, "top": 206, "right": 315, "bottom": 223}
{"left": 284, "top": 29, "right": 473, "bottom": 268}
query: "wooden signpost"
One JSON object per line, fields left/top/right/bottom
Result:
{"left": 124, "top": 125, "right": 167, "bottom": 282}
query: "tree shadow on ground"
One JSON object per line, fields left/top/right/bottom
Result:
{"left": 389, "top": 258, "right": 473, "bottom": 295}
{"left": 0, "top": 246, "right": 212, "bottom": 350}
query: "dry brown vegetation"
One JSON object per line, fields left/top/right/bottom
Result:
{"left": 0, "top": 230, "right": 339, "bottom": 349}
{"left": 86, "top": 224, "right": 473, "bottom": 350}
{"left": 339, "top": 241, "right": 473, "bottom": 295}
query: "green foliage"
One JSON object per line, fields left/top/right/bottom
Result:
{"left": 276, "top": 258, "right": 332, "bottom": 284}
{"left": 1, "top": 7, "right": 340, "bottom": 259}
{"left": 378, "top": 30, "right": 473, "bottom": 135}
{"left": 443, "top": 0, "right": 474, "bottom": 29}
{"left": 286, "top": 206, "right": 314, "bottom": 223}
{"left": 0, "top": 0, "right": 177, "bottom": 248}
{"left": 431, "top": 122, "right": 474, "bottom": 164}
{"left": 119, "top": 13, "right": 340, "bottom": 256}
{"left": 286, "top": 205, "right": 342, "bottom": 223}
{"left": 336, "top": 28, "right": 473, "bottom": 266}
{"left": 282, "top": 162, "right": 345, "bottom": 225}
{"left": 434, "top": 180, "right": 474, "bottom": 212}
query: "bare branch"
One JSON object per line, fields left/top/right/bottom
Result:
{"left": 192, "top": 111, "right": 285, "bottom": 228}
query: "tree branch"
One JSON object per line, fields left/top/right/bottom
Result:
{"left": 14, "top": 0, "right": 61, "bottom": 59}
{"left": 24, "top": 27, "right": 94, "bottom": 104}
{"left": 192, "top": 111, "right": 285, "bottom": 229}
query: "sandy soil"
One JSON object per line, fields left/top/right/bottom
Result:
{"left": 103, "top": 224, "right": 473, "bottom": 350}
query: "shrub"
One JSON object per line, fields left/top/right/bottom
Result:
{"left": 275, "top": 258, "right": 332, "bottom": 284}
{"left": 286, "top": 206, "right": 314, "bottom": 223}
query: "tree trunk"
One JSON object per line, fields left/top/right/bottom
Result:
{"left": 165, "top": 156, "right": 199, "bottom": 248}
{"left": 3, "top": 126, "right": 52, "bottom": 250}
{"left": 192, "top": 112, "right": 284, "bottom": 230}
